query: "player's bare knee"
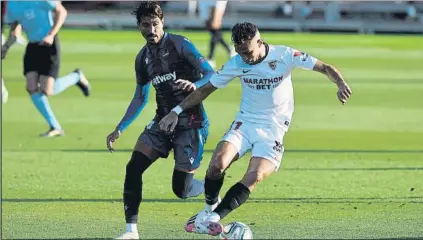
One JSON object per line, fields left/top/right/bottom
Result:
{"left": 42, "top": 89, "right": 54, "bottom": 96}
{"left": 207, "top": 161, "right": 226, "bottom": 180}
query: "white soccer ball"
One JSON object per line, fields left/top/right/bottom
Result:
{"left": 219, "top": 222, "right": 253, "bottom": 240}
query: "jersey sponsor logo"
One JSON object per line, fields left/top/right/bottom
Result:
{"left": 160, "top": 48, "right": 169, "bottom": 57}
{"left": 242, "top": 75, "right": 284, "bottom": 90}
{"left": 268, "top": 60, "right": 277, "bottom": 71}
{"left": 24, "top": 9, "right": 36, "bottom": 20}
{"left": 273, "top": 141, "right": 283, "bottom": 153}
{"left": 242, "top": 69, "right": 251, "bottom": 73}
{"left": 151, "top": 71, "right": 176, "bottom": 86}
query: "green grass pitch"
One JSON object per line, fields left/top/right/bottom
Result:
{"left": 1, "top": 29, "right": 423, "bottom": 239}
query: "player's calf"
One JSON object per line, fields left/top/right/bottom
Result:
{"left": 240, "top": 156, "right": 276, "bottom": 191}
{"left": 123, "top": 151, "right": 154, "bottom": 224}
{"left": 172, "top": 169, "right": 204, "bottom": 199}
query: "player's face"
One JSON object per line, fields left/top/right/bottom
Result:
{"left": 139, "top": 16, "right": 164, "bottom": 44}
{"left": 235, "top": 37, "right": 263, "bottom": 65}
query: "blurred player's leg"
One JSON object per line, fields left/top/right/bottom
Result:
{"left": 26, "top": 73, "right": 63, "bottom": 137}
{"left": 52, "top": 69, "right": 91, "bottom": 96}
{"left": 208, "top": 29, "right": 231, "bottom": 60}
{"left": 35, "top": 75, "right": 64, "bottom": 137}
{"left": 2, "top": 78, "right": 8, "bottom": 104}
{"left": 206, "top": 1, "right": 231, "bottom": 66}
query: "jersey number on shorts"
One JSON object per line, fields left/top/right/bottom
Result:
{"left": 224, "top": 121, "right": 242, "bottom": 137}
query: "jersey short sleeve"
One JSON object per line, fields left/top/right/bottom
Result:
{"left": 209, "top": 58, "right": 240, "bottom": 89}
{"left": 179, "top": 36, "right": 214, "bottom": 74}
{"left": 42, "top": 1, "right": 58, "bottom": 10}
{"left": 287, "top": 47, "right": 318, "bottom": 70}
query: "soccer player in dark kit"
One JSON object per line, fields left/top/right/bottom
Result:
{"left": 105, "top": 2, "right": 215, "bottom": 239}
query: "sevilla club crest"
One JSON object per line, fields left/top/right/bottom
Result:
{"left": 268, "top": 60, "right": 277, "bottom": 71}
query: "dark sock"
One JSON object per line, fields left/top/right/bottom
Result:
{"left": 172, "top": 169, "right": 194, "bottom": 199}
{"left": 204, "top": 172, "right": 225, "bottom": 205}
{"left": 213, "top": 182, "right": 250, "bottom": 220}
{"left": 123, "top": 151, "right": 153, "bottom": 223}
{"left": 208, "top": 30, "right": 219, "bottom": 60}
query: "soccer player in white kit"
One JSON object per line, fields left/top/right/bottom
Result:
{"left": 159, "top": 22, "right": 352, "bottom": 236}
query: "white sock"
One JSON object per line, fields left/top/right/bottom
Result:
{"left": 126, "top": 223, "right": 138, "bottom": 233}
{"left": 205, "top": 201, "right": 219, "bottom": 212}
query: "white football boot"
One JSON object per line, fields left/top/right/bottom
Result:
{"left": 39, "top": 128, "right": 65, "bottom": 138}
{"left": 184, "top": 196, "right": 221, "bottom": 233}
{"left": 114, "top": 231, "right": 139, "bottom": 239}
{"left": 193, "top": 212, "right": 223, "bottom": 236}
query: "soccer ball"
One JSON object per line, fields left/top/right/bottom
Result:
{"left": 219, "top": 222, "right": 253, "bottom": 240}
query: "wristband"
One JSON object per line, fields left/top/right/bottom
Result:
{"left": 172, "top": 105, "right": 183, "bottom": 115}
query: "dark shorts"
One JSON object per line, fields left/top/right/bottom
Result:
{"left": 139, "top": 120, "right": 209, "bottom": 171}
{"left": 23, "top": 35, "right": 60, "bottom": 78}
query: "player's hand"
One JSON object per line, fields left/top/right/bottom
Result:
{"left": 175, "top": 79, "right": 196, "bottom": 92}
{"left": 159, "top": 111, "right": 179, "bottom": 132}
{"left": 40, "top": 34, "right": 55, "bottom": 46}
{"left": 337, "top": 81, "right": 352, "bottom": 105}
{"left": 106, "top": 129, "right": 121, "bottom": 153}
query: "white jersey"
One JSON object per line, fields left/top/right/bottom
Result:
{"left": 210, "top": 44, "right": 318, "bottom": 132}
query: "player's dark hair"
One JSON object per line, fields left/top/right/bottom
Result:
{"left": 132, "top": 1, "right": 163, "bottom": 26}
{"left": 231, "top": 22, "right": 258, "bottom": 45}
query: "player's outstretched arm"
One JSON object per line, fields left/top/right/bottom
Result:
{"left": 1, "top": 22, "right": 19, "bottom": 59}
{"left": 158, "top": 82, "right": 217, "bottom": 132}
{"left": 179, "top": 82, "right": 217, "bottom": 111}
{"left": 106, "top": 83, "right": 150, "bottom": 152}
{"left": 313, "top": 60, "right": 352, "bottom": 105}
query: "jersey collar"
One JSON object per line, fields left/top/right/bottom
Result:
{"left": 249, "top": 43, "right": 269, "bottom": 65}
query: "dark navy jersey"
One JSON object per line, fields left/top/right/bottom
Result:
{"left": 135, "top": 33, "right": 214, "bottom": 129}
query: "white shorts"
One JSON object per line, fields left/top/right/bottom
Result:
{"left": 198, "top": 1, "right": 228, "bottom": 21}
{"left": 221, "top": 119, "right": 286, "bottom": 171}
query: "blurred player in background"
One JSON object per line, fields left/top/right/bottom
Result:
{"left": 159, "top": 22, "right": 352, "bottom": 236}
{"left": 198, "top": 0, "right": 235, "bottom": 68}
{"left": 1, "top": 1, "right": 27, "bottom": 46}
{"left": 105, "top": 2, "right": 215, "bottom": 239}
{"left": 1, "top": 0, "right": 26, "bottom": 104}
{"left": 1, "top": 1, "right": 91, "bottom": 137}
